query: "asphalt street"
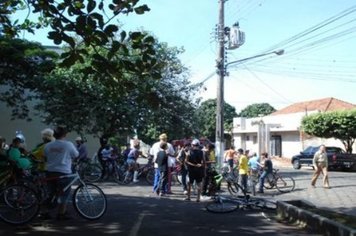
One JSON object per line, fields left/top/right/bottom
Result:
{"left": 0, "top": 166, "right": 330, "bottom": 236}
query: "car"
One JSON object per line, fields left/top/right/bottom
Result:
{"left": 291, "top": 146, "right": 356, "bottom": 170}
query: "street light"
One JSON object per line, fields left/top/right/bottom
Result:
{"left": 225, "top": 49, "right": 284, "bottom": 68}
{"left": 215, "top": 49, "right": 284, "bottom": 167}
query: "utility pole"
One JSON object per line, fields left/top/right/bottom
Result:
{"left": 215, "top": 0, "right": 226, "bottom": 166}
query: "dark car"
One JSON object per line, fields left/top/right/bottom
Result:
{"left": 291, "top": 146, "right": 345, "bottom": 170}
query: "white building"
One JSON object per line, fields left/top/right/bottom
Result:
{"left": 232, "top": 97, "right": 356, "bottom": 158}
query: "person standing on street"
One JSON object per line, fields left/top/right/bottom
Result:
{"left": 176, "top": 142, "right": 190, "bottom": 195}
{"left": 237, "top": 148, "right": 249, "bottom": 192}
{"left": 44, "top": 126, "right": 79, "bottom": 220}
{"left": 155, "top": 142, "right": 169, "bottom": 196}
{"left": 150, "top": 133, "right": 175, "bottom": 194}
{"left": 185, "top": 139, "right": 204, "bottom": 202}
{"left": 311, "top": 145, "right": 330, "bottom": 189}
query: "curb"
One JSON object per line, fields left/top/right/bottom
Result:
{"left": 276, "top": 200, "right": 356, "bottom": 236}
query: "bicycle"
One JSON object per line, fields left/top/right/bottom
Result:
{"left": 262, "top": 168, "right": 295, "bottom": 193}
{"left": 0, "top": 169, "right": 107, "bottom": 225}
{"left": 205, "top": 194, "right": 277, "bottom": 213}
{"left": 119, "top": 157, "right": 155, "bottom": 185}
{"left": 74, "top": 158, "right": 102, "bottom": 183}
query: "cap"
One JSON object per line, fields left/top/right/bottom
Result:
{"left": 192, "top": 139, "right": 200, "bottom": 146}
{"left": 75, "top": 137, "right": 82, "bottom": 141}
{"left": 159, "top": 133, "right": 168, "bottom": 140}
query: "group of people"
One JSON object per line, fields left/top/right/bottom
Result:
{"left": 224, "top": 146, "right": 273, "bottom": 194}
{"left": 149, "top": 133, "right": 216, "bottom": 202}
{"left": 0, "top": 127, "right": 86, "bottom": 220}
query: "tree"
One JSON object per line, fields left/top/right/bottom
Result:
{"left": 301, "top": 110, "right": 356, "bottom": 153}
{"left": 1, "top": 0, "right": 161, "bottom": 82}
{"left": 238, "top": 103, "right": 276, "bottom": 118}
{"left": 0, "top": 38, "right": 58, "bottom": 120}
{"left": 35, "top": 38, "right": 200, "bottom": 142}
{"left": 195, "top": 99, "right": 237, "bottom": 141}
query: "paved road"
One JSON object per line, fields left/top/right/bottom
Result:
{"left": 265, "top": 164, "right": 356, "bottom": 217}
{"left": 1, "top": 165, "right": 354, "bottom": 235}
{"left": 0, "top": 175, "right": 319, "bottom": 236}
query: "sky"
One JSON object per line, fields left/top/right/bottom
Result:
{"left": 20, "top": 0, "right": 356, "bottom": 112}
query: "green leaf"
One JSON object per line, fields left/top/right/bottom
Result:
{"left": 104, "top": 24, "right": 118, "bottom": 36}
{"left": 87, "top": 0, "right": 96, "bottom": 13}
{"left": 134, "top": 5, "right": 150, "bottom": 15}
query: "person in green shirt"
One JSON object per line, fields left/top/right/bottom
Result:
{"left": 8, "top": 137, "right": 32, "bottom": 170}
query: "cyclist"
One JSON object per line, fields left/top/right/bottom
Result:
{"left": 257, "top": 152, "right": 273, "bottom": 194}
{"left": 44, "top": 126, "right": 79, "bottom": 220}
{"left": 75, "top": 136, "right": 88, "bottom": 161}
{"left": 7, "top": 137, "right": 32, "bottom": 171}
{"left": 224, "top": 146, "right": 237, "bottom": 174}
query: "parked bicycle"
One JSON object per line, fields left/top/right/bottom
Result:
{"left": 262, "top": 168, "right": 295, "bottom": 193}
{"left": 119, "top": 157, "right": 154, "bottom": 185}
{"left": 0, "top": 168, "right": 107, "bottom": 225}
{"left": 74, "top": 158, "right": 102, "bottom": 183}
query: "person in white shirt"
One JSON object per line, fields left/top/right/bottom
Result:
{"left": 43, "top": 126, "right": 79, "bottom": 220}
{"left": 150, "top": 133, "right": 175, "bottom": 194}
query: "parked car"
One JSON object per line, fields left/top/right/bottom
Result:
{"left": 291, "top": 146, "right": 356, "bottom": 170}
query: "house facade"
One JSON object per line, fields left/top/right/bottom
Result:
{"left": 232, "top": 97, "right": 356, "bottom": 158}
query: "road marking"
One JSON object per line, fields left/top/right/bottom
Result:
{"left": 129, "top": 212, "right": 146, "bottom": 236}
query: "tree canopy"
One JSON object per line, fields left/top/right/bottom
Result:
{"left": 195, "top": 99, "right": 237, "bottom": 141}
{"left": 301, "top": 110, "right": 356, "bottom": 153}
{"left": 238, "top": 103, "right": 276, "bottom": 118}
{"left": 34, "top": 38, "right": 200, "bottom": 143}
{"left": 1, "top": 0, "right": 161, "bottom": 81}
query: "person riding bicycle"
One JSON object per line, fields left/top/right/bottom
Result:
{"left": 126, "top": 139, "right": 142, "bottom": 183}
{"left": 43, "top": 126, "right": 79, "bottom": 220}
{"left": 7, "top": 137, "right": 33, "bottom": 172}
{"left": 257, "top": 152, "right": 273, "bottom": 194}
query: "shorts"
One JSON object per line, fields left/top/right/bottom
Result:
{"left": 188, "top": 169, "right": 203, "bottom": 184}
{"left": 227, "top": 159, "right": 234, "bottom": 168}
{"left": 46, "top": 172, "right": 73, "bottom": 204}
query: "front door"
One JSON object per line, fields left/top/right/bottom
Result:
{"left": 271, "top": 135, "right": 282, "bottom": 157}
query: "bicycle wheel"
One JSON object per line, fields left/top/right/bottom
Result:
{"left": 263, "top": 174, "right": 275, "bottom": 189}
{"left": 227, "top": 182, "right": 246, "bottom": 198}
{"left": 0, "top": 184, "right": 39, "bottom": 225}
{"left": 83, "top": 164, "right": 102, "bottom": 182}
{"left": 206, "top": 198, "right": 239, "bottom": 213}
{"left": 73, "top": 183, "right": 107, "bottom": 220}
{"left": 276, "top": 176, "right": 295, "bottom": 193}
{"left": 113, "top": 166, "right": 125, "bottom": 184}
{"left": 145, "top": 168, "right": 155, "bottom": 185}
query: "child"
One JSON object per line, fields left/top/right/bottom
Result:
{"left": 155, "top": 142, "right": 168, "bottom": 196}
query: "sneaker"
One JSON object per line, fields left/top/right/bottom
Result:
{"left": 183, "top": 197, "right": 191, "bottom": 201}
{"left": 133, "top": 179, "right": 139, "bottom": 183}
{"left": 159, "top": 192, "right": 165, "bottom": 197}
{"left": 183, "top": 190, "right": 188, "bottom": 195}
